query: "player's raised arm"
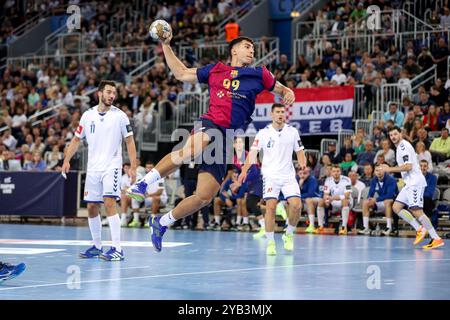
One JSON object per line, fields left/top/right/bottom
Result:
{"left": 161, "top": 33, "right": 198, "bottom": 83}
{"left": 272, "top": 81, "right": 295, "bottom": 105}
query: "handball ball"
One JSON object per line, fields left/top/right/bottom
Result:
{"left": 149, "top": 19, "right": 172, "bottom": 41}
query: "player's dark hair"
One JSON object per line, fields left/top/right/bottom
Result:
{"left": 98, "top": 80, "right": 116, "bottom": 92}
{"left": 123, "top": 162, "right": 130, "bottom": 167}
{"left": 420, "top": 159, "right": 429, "bottom": 165}
{"left": 145, "top": 161, "right": 155, "bottom": 166}
{"left": 442, "top": 128, "right": 449, "bottom": 132}
{"left": 388, "top": 126, "right": 402, "bottom": 133}
{"left": 271, "top": 103, "right": 285, "bottom": 111}
{"left": 332, "top": 164, "right": 341, "bottom": 169}
{"left": 228, "top": 36, "right": 254, "bottom": 57}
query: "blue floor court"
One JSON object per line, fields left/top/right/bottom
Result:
{"left": 0, "top": 224, "right": 449, "bottom": 300}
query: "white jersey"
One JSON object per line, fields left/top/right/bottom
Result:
{"left": 75, "top": 105, "right": 132, "bottom": 172}
{"left": 251, "top": 124, "right": 304, "bottom": 179}
{"left": 146, "top": 178, "right": 167, "bottom": 198}
{"left": 396, "top": 139, "right": 427, "bottom": 187}
{"left": 324, "top": 176, "right": 352, "bottom": 196}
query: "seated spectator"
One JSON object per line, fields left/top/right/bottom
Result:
{"left": 360, "top": 163, "right": 374, "bottom": 186}
{"left": 340, "top": 152, "right": 358, "bottom": 175}
{"left": 413, "top": 105, "right": 424, "bottom": 120}
{"left": 416, "top": 142, "right": 433, "bottom": 172}
{"left": 403, "top": 111, "right": 415, "bottom": 134}
{"left": 348, "top": 170, "right": 366, "bottom": 205}
{"left": 296, "top": 73, "right": 312, "bottom": 88}
{"left": 401, "top": 96, "right": 413, "bottom": 114}
{"left": 359, "top": 164, "right": 398, "bottom": 235}
{"left": 383, "top": 102, "right": 405, "bottom": 128}
{"left": 298, "top": 167, "right": 320, "bottom": 233}
{"left": 420, "top": 160, "right": 439, "bottom": 229}
{"left": 318, "top": 154, "right": 332, "bottom": 180}
{"left": 429, "top": 128, "right": 450, "bottom": 163}
{"left": 347, "top": 63, "right": 362, "bottom": 83}
{"left": 352, "top": 133, "right": 365, "bottom": 156}
{"left": 21, "top": 151, "right": 33, "bottom": 168}
{"left": 438, "top": 102, "right": 450, "bottom": 130}
{"left": 324, "top": 141, "right": 339, "bottom": 164}
{"left": 418, "top": 92, "right": 435, "bottom": 115}
{"left": 44, "top": 145, "right": 63, "bottom": 170}
{"left": 404, "top": 56, "right": 422, "bottom": 78}
{"left": 337, "top": 138, "right": 354, "bottom": 163}
{"left": 0, "top": 149, "right": 22, "bottom": 171}
{"left": 331, "top": 67, "right": 347, "bottom": 85}
{"left": 374, "top": 139, "right": 395, "bottom": 166}
{"left": 371, "top": 125, "right": 385, "bottom": 149}
{"left": 423, "top": 104, "right": 439, "bottom": 132}
{"left": 412, "top": 128, "right": 431, "bottom": 149}
{"left": 409, "top": 119, "right": 424, "bottom": 142}
{"left": 1, "top": 129, "right": 17, "bottom": 151}
{"left": 213, "top": 170, "right": 246, "bottom": 231}
{"left": 23, "top": 152, "right": 46, "bottom": 171}
{"left": 356, "top": 140, "right": 376, "bottom": 166}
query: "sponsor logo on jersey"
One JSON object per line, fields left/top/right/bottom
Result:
{"left": 230, "top": 70, "right": 238, "bottom": 78}
{"left": 126, "top": 124, "right": 133, "bottom": 133}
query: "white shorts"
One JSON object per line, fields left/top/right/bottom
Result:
{"left": 374, "top": 201, "right": 386, "bottom": 213}
{"left": 263, "top": 176, "right": 300, "bottom": 200}
{"left": 84, "top": 169, "right": 121, "bottom": 202}
{"left": 396, "top": 185, "right": 425, "bottom": 209}
{"left": 132, "top": 196, "right": 168, "bottom": 209}
{"left": 329, "top": 199, "right": 354, "bottom": 213}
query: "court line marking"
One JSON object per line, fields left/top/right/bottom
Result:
{"left": 1, "top": 258, "right": 449, "bottom": 292}
{"left": 85, "top": 266, "right": 152, "bottom": 272}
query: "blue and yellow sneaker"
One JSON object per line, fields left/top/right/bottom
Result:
{"left": 100, "top": 247, "right": 124, "bottom": 261}
{"left": 150, "top": 216, "right": 167, "bottom": 252}
{"left": 126, "top": 179, "right": 147, "bottom": 202}
{"left": 0, "top": 262, "right": 26, "bottom": 282}
{"left": 79, "top": 245, "right": 103, "bottom": 259}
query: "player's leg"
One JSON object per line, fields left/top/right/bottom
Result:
{"left": 393, "top": 187, "right": 424, "bottom": 243}
{"left": 213, "top": 197, "right": 226, "bottom": 230}
{"left": 100, "top": 169, "right": 124, "bottom": 261}
{"left": 80, "top": 171, "right": 104, "bottom": 258}
{"left": 339, "top": 199, "right": 351, "bottom": 235}
{"left": 264, "top": 199, "right": 278, "bottom": 255}
{"left": 359, "top": 198, "right": 376, "bottom": 235}
{"left": 129, "top": 198, "right": 143, "bottom": 228}
{"left": 381, "top": 200, "right": 394, "bottom": 235}
{"left": 283, "top": 197, "right": 301, "bottom": 251}
{"left": 149, "top": 171, "right": 221, "bottom": 252}
{"left": 247, "top": 194, "right": 265, "bottom": 238}
{"left": 315, "top": 198, "right": 327, "bottom": 234}
{"left": 407, "top": 187, "right": 444, "bottom": 249}
{"left": 120, "top": 193, "right": 131, "bottom": 227}
{"left": 151, "top": 195, "right": 161, "bottom": 215}
{"left": 305, "top": 198, "right": 317, "bottom": 233}
{"left": 128, "top": 131, "right": 210, "bottom": 201}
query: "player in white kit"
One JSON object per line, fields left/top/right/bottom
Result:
{"left": 62, "top": 80, "right": 138, "bottom": 260}
{"left": 382, "top": 127, "right": 444, "bottom": 249}
{"left": 239, "top": 103, "right": 306, "bottom": 255}
{"left": 317, "top": 165, "right": 353, "bottom": 235}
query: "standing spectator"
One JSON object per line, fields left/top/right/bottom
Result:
{"left": 420, "top": 160, "right": 439, "bottom": 229}
{"left": 416, "top": 142, "right": 433, "bottom": 172}
{"left": 383, "top": 102, "right": 405, "bottom": 128}
{"left": 429, "top": 128, "right": 450, "bottom": 162}
{"left": 423, "top": 105, "right": 440, "bottom": 132}
{"left": 432, "top": 38, "right": 449, "bottom": 79}
{"left": 418, "top": 46, "right": 434, "bottom": 71}
{"left": 23, "top": 152, "right": 47, "bottom": 171}
{"left": 224, "top": 18, "right": 239, "bottom": 42}
{"left": 440, "top": 7, "right": 450, "bottom": 29}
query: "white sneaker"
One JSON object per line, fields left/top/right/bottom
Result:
{"left": 120, "top": 214, "right": 128, "bottom": 227}
{"left": 101, "top": 218, "right": 109, "bottom": 226}
{"left": 381, "top": 228, "right": 392, "bottom": 236}
{"left": 358, "top": 228, "right": 371, "bottom": 235}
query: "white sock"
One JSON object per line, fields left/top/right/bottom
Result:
{"left": 143, "top": 168, "right": 161, "bottom": 185}
{"left": 258, "top": 218, "right": 265, "bottom": 228}
{"left": 133, "top": 212, "right": 140, "bottom": 221}
{"left": 120, "top": 213, "right": 127, "bottom": 220}
{"left": 266, "top": 231, "right": 274, "bottom": 242}
{"left": 160, "top": 210, "right": 177, "bottom": 227}
{"left": 215, "top": 215, "right": 221, "bottom": 224}
{"left": 386, "top": 218, "right": 392, "bottom": 229}
{"left": 308, "top": 214, "right": 315, "bottom": 227}
{"left": 341, "top": 207, "right": 349, "bottom": 228}
{"left": 88, "top": 215, "right": 102, "bottom": 249}
{"left": 243, "top": 217, "right": 249, "bottom": 224}
{"left": 418, "top": 215, "right": 440, "bottom": 239}
{"left": 317, "top": 207, "right": 325, "bottom": 227}
{"left": 286, "top": 224, "right": 296, "bottom": 235}
{"left": 398, "top": 209, "right": 421, "bottom": 231}
{"left": 107, "top": 215, "right": 121, "bottom": 252}
{"left": 236, "top": 216, "right": 242, "bottom": 225}
{"left": 363, "top": 216, "right": 369, "bottom": 229}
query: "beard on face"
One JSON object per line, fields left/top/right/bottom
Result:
{"left": 101, "top": 95, "right": 113, "bottom": 107}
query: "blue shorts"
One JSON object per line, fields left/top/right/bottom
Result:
{"left": 192, "top": 118, "right": 234, "bottom": 185}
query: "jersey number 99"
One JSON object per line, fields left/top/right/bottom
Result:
{"left": 223, "top": 79, "right": 240, "bottom": 91}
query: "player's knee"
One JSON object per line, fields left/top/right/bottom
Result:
{"left": 392, "top": 202, "right": 402, "bottom": 213}
{"left": 195, "top": 192, "right": 214, "bottom": 207}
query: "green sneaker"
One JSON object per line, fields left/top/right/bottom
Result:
{"left": 266, "top": 240, "right": 277, "bottom": 255}
{"left": 276, "top": 202, "right": 288, "bottom": 220}
{"left": 305, "top": 224, "right": 315, "bottom": 233}
{"left": 253, "top": 228, "right": 265, "bottom": 239}
{"left": 144, "top": 221, "right": 150, "bottom": 228}
{"left": 128, "top": 219, "right": 140, "bottom": 228}
{"left": 282, "top": 233, "right": 294, "bottom": 251}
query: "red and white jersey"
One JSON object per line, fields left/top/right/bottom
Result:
{"left": 396, "top": 139, "right": 427, "bottom": 187}
{"left": 251, "top": 124, "right": 304, "bottom": 179}
{"left": 324, "top": 176, "right": 352, "bottom": 196}
{"left": 75, "top": 105, "right": 132, "bottom": 172}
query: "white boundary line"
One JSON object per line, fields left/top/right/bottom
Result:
{"left": 1, "top": 258, "right": 449, "bottom": 292}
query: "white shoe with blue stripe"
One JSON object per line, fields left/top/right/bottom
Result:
{"left": 100, "top": 247, "right": 124, "bottom": 261}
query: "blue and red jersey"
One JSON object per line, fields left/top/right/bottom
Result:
{"left": 197, "top": 62, "right": 276, "bottom": 129}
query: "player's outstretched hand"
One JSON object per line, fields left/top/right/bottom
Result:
{"left": 162, "top": 31, "right": 173, "bottom": 45}
{"left": 238, "top": 171, "right": 247, "bottom": 184}
{"left": 282, "top": 87, "right": 295, "bottom": 105}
